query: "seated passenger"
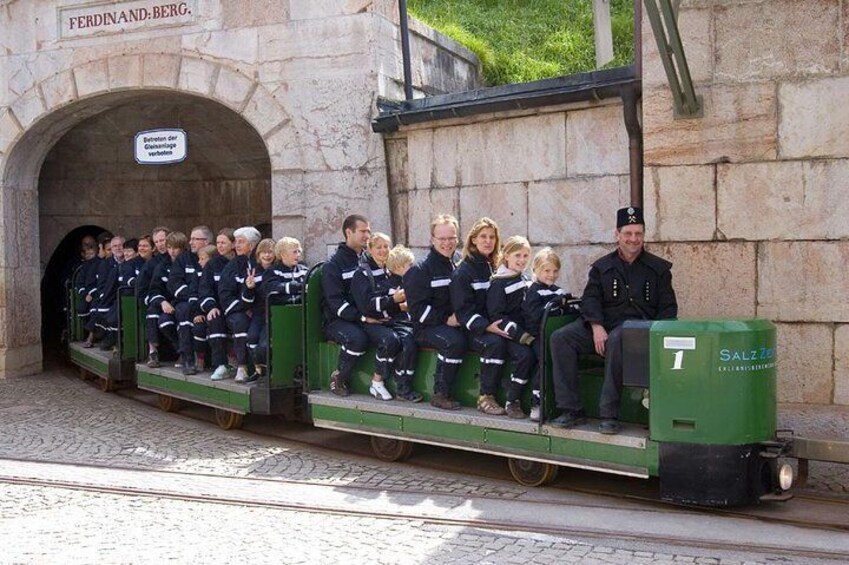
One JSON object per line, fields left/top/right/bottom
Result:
{"left": 245, "top": 237, "right": 308, "bottom": 383}
{"left": 91, "top": 235, "right": 125, "bottom": 347}
{"left": 244, "top": 238, "right": 276, "bottom": 383}
{"left": 191, "top": 244, "right": 217, "bottom": 372}
{"left": 198, "top": 243, "right": 232, "bottom": 382}
{"left": 487, "top": 236, "right": 536, "bottom": 419}
{"left": 145, "top": 231, "right": 186, "bottom": 368}
{"left": 74, "top": 236, "right": 98, "bottom": 330}
{"left": 351, "top": 233, "right": 406, "bottom": 401}
{"left": 218, "top": 226, "right": 261, "bottom": 383}
{"left": 404, "top": 214, "right": 466, "bottom": 410}
{"left": 169, "top": 225, "right": 212, "bottom": 375}
{"left": 82, "top": 231, "right": 114, "bottom": 347}
{"left": 216, "top": 228, "right": 236, "bottom": 260}
{"left": 100, "top": 238, "right": 143, "bottom": 351}
{"left": 450, "top": 218, "right": 509, "bottom": 416}
{"left": 136, "top": 227, "right": 170, "bottom": 308}
{"left": 385, "top": 244, "right": 421, "bottom": 402}
{"left": 549, "top": 207, "right": 677, "bottom": 434}
{"left": 321, "top": 214, "right": 371, "bottom": 396}
{"left": 522, "top": 247, "right": 568, "bottom": 422}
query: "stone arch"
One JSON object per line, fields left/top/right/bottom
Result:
{"left": 0, "top": 53, "right": 289, "bottom": 377}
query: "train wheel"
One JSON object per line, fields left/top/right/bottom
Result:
{"left": 214, "top": 409, "right": 244, "bottom": 430}
{"left": 507, "top": 458, "right": 559, "bottom": 487}
{"left": 370, "top": 436, "right": 413, "bottom": 462}
{"left": 99, "top": 378, "right": 115, "bottom": 393}
{"left": 80, "top": 367, "right": 90, "bottom": 381}
{"left": 157, "top": 394, "right": 181, "bottom": 413}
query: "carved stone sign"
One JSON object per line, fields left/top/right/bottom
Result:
{"left": 59, "top": 0, "right": 196, "bottom": 39}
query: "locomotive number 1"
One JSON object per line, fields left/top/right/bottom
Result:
{"left": 663, "top": 336, "right": 697, "bottom": 372}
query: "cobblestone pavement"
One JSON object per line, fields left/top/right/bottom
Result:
{"left": 0, "top": 369, "right": 846, "bottom": 564}
{"left": 0, "top": 476, "right": 824, "bottom": 565}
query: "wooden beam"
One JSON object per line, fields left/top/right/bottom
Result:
{"left": 592, "top": 0, "right": 614, "bottom": 68}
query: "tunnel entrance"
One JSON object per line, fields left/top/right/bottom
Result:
{"left": 38, "top": 91, "right": 272, "bottom": 360}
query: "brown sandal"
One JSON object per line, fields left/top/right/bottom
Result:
{"left": 477, "top": 394, "right": 506, "bottom": 415}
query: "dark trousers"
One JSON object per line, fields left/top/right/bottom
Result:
{"left": 363, "top": 323, "right": 402, "bottom": 379}
{"left": 192, "top": 318, "right": 209, "bottom": 365}
{"left": 101, "top": 303, "right": 120, "bottom": 347}
{"left": 415, "top": 325, "right": 466, "bottom": 396}
{"left": 175, "top": 302, "right": 196, "bottom": 357}
{"left": 205, "top": 315, "right": 228, "bottom": 367}
{"left": 505, "top": 340, "right": 537, "bottom": 402}
{"left": 467, "top": 332, "right": 506, "bottom": 396}
{"left": 550, "top": 320, "right": 624, "bottom": 419}
{"left": 146, "top": 303, "right": 177, "bottom": 349}
{"left": 392, "top": 322, "right": 417, "bottom": 394}
{"left": 248, "top": 314, "right": 267, "bottom": 366}
{"left": 225, "top": 311, "right": 251, "bottom": 365}
{"left": 324, "top": 319, "right": 368, "bottom": 382}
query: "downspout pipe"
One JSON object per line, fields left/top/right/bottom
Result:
{"left": 622, "top": 85, "right": 643, "bottom": 208}
{"left": 399, "top": 0, "right": 414, "bottom": 101}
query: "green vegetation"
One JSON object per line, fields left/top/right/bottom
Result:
{"left": 408, "top": 0, "right": 635, "bottom": 86}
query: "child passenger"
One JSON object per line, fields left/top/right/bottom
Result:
{"left": 385, "top": 244, "right": 421, "bottom": 402}
{"left": 522, "top": 247, "right": 567, "bottom": 421}
{"left": 487, "top": 236, "right": 536, "bottom": 419}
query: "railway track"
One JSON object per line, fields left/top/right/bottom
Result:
{"left": 1, "top": 456, "right": 848, "bottom": 564}
{"left": 60, "top": 368, "right": 849, "bottom": 547}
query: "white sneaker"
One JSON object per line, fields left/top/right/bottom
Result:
{"left": 210, "top": 365, "right": 230, "bottom": 381}
{"left": 369, "top": 380, "right": 393, "bottom": 401}
{"left": 235, "top": 367, "right": 248, "bottom": 383}
{"left": 529, "top": 405, "right": 541, "bottom": 422}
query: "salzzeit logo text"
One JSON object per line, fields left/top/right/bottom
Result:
{"left": 718, "top": 347, "right": 776, "bottom": 372}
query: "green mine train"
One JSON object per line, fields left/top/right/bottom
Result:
{"left": 65, "top": 263, "right": 794, "bottom": 507}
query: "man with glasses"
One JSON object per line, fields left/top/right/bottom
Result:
{"left": 404, "top": 214, "right": 467, "bottom": 410}
{"left": 168, "top": 225, "right": 213, "bottom": 375}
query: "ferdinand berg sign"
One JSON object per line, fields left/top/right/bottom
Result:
{"left": 59, "top": 0, "right": 196, "bottom": 39}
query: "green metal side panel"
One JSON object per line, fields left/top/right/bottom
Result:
{"left": 137, "top": 301, "right": 148, "bottom": 362}
{"left": 549, "top": 435, "right": 650, "bottom": 469}
{"left": 137, "top": 370, "right": 251, "bottom": 412}
{"left": 649, "top": 319, "right": 776, "bottom": 445}
{"left": 305, "top": 266, "right": 325, "bottom": 391}
{"left": 69, "top": 348, "right": 109, "bottom": 377}
{"left": 120, "top": 295, "right": 138, "bottom": 361}
{"left": 485, "top": 428, "right": 551, "bottom": 452}
{"left": 269, "top": 304, "right": 304, "bottom": 388}
{"left": 404, "top": 416, "right": 486, "bottom": 443}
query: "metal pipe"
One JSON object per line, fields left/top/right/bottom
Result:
{"left": 399, "top": 0, "right": 414, "bottom": 101}
{"left": 634, "top": 0, "right": 642, "bottom": 80}
{"left": 622, "top": 85, "right": 643, "bottom": 207}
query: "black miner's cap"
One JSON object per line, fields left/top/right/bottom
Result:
{"left": 617, "top": 206, "right": 644, "bottom": 228}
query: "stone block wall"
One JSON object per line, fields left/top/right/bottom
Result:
{"left": 642, "top": 0, "right": 849, "bottom": 405}
{"left": 384, "top": 100, "right": 631, "bottom": 297}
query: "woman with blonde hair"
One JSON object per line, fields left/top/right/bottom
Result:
{"left": 450, "top": 217, "right": 510, "bottom": 415}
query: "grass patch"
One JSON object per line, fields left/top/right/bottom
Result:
{"left": 408, "top": 0, "right": 635, "bottom": 86}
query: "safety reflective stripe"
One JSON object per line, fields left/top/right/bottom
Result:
{"left": 235, "top": 276, "right": 245, "bottom": 283}
{"left": 466, "top": 313, "right": 483, "bottom": 330}
{"left": 193, "top": 336, "right": 208, "bottom": 342}
{"left": 233, "top": 332, "right": 248, "bottom": 338}
{"left": 437, "top": 354, "right": 463, "bottom": 364}
{"left": 254, "top": 275, "right": 263, "bottom": 282}
{"left": 342, "top": 270, "right": 356, "bottom": 280}
{"left": 178, "top": 321, "right": 193, "bottom": 327}
{"left": 375, "top": 355, "right": 396, "bottom": 363}
{"left": 370, "top": 268, "right": 385, "bottom": 277}
{"left": 504, "top": 321, "right": 517, "bottom": 334}
{"left": 341, "top": 346, "right": 366, "bottom": 356}
{"left": 208, "top": 333, "right": 228, "bottom": 339}
{"left": 149, "top": 294, "right": 164, "bottom": 303}
{"left": 471, "top": 281, "right": 490, "bottom": 290}
{"left": 146, "top": 315, "right": 159, "bottom": 320}
{"left": 504, "top": 280, "right": 528, "bottom": 294}
{"left": 188, "top": 297, "right": 198, "bottom": 302}
{"left": 224, "top": 300, "right": 239, "bottom": 315}
{"left": 510, "top": 376, "right": 528, "bottom": 384}
{"left": 373, "top": 296, "right": 382, "bottom": 311}
{"left": 419, "top": 305, "right": 432, "bottom": 323}
{"left": 337, "top": 302, "right": 351, "bottom": 317}
{"left": 185, "top": 268, "right": 195, "bottom": 273}
{"left": 214, "top": 275, "right": 221, "bottom": 281}
{"left": 248, "top": 344, "right": 258, "bottom": 349}
{"left": 200, "top": 297, "right": 215, "bottom": 309}
{"left": 481, "top": 358, "right": 505, "bottom": 365}
{"left": 174, "top": 284, "right": 188, "bottom": 297}
{"left": 537, "top": 288, "right": 565, "bottom": 296}
{"left": 241, "top": 292, "right": 255, "bottom": 303}
{"left": 159, "top": 321, "right": 175, "bottom": 328}
{"left": 430, "top": 279, "right": 450, "bottom": 288}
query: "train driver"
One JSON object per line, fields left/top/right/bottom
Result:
{"left": 549, "top": 206, "right": 678, "bottom": 434}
